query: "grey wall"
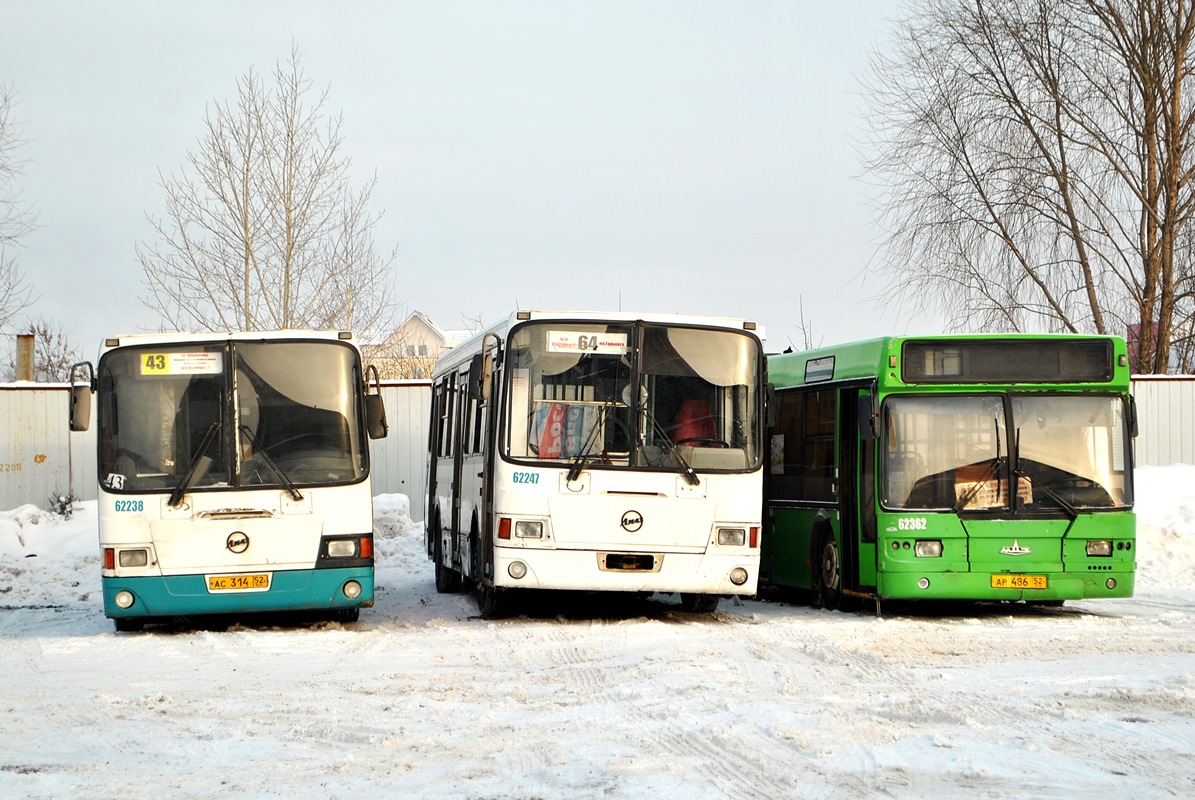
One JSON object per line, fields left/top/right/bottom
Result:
{"left": 1131, "top": 377, "right": 1195, "bottom": 468}
{"left": 1, "top": 380, "right": 432, "bottom": 523}
{"left": 6, "top": 377, "right": 1185, "bottom": 515}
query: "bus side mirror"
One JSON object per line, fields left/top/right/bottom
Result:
{"left": 468, "top": 352, "right": 493, "bottom": 401}
{"left": 1129, "top": 395, "right": 1139, "bottom": 438}
{"left": 765, "top": 383, "right": 777, "bottom": 428}
{"left": 69, "top": 361, "right": 94, "bottom": 432}
{"left": 365, "top": 364, "right": 388, "bottom": 439}
{"left": 858, "top": 393, "right": 877, "bottom": 441}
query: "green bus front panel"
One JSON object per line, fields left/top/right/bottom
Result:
{"left": 102, "top": 566, "right": 375, "bottom": 620}
{"left": 877, "top": 512, "right": 1136, "bottom": 602}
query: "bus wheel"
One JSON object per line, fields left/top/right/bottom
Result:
{"left": 813, "top": 530, "right": 843, "bottom": 611}
{"left": 433, "top": 519, "right": 462, "bottom": 594}
{"left": 335, "top": 607, "right": 360, "bottom": 623}
{"left": 680, "top": 593, "right": 719, "bottom": 613}
{"left": 113, "top": 618, "right": 144, "bottom": 633}
{"left": 477, "top": 583, "right": 505, "bottom": 619}
{"left": 435, "top": 559, "right": 462, "bottom": 594}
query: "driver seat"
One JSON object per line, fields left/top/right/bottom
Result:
{"left": 671, "top": 399, "right": 716, "bottom": 444}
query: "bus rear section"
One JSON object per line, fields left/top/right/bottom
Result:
{"left": 764, "top": 335, "right": 1137, "bottom": 610}
{"left": 427, "top": 312, "right": 765, "bottom": 615}
{"left": 72, "top": 332, "right": 388, "bottom": 630}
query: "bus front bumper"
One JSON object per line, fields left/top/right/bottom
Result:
{"left": 490, "top": 546, "right": 759, "bottom": 595}
{"left": 878, "top": 570, "right": 1135, "bottom": 602}
{"left": 101, "top": 566, "right": 375, "bottom": 620}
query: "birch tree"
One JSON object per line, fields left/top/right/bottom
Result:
{"left": 864, "top": 0, "right": 1195, "bottom": 372}
{"left": 138, "top": 46, "right": 396, "bottom": 334}
{"left": 1, "top": 83, "right": 36, "bottom": 332}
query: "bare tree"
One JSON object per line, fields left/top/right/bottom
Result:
{"left": 2, "top": 317, "right": 82, "bottom": 382}
{"left": 138, "top": 46, "right": 397, "bottom": 334}
{"left": 1, "top": 82, "right": 36, "bottom": 332}
{"left": 864, "top": 0, "right": 1195, "bottom": 372}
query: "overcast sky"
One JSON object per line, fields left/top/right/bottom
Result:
{"left": 1, "top": 0, "right": 929, "bottom": 356}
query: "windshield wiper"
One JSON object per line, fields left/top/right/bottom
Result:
{"left": 951, "top": 457, "right": 1003, "bottom": 513}
{"left": 646, "top": 406, "right": 700, "bottom": 486}
{"left": 566, "top": 401, "right": 614, "bottom": 483}
{"left": 168, "top": 421, "right": 221, "bottom": 508}
{"left": 1010, "top": 426, "right": 1077, "bottom": 520}
{"left": 1028, "top": 480, "right": 1079, "bottom": 520}
{"left": 239, "top": 425, "right": 304, "bottom": 501}
{"left": 952, "top": 416, "right": 1005, "bottom": 514}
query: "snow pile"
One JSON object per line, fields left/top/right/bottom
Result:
{"left": 0, "top": 502, "right": 98, "bottom": 608}
{"left": 1133, "top": 465, "right": 1195, "bottom": 598}
{"left": 372, "top": 492, "right": 426, "bottom": 573}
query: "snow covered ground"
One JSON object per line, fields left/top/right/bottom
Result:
{"left": 2, "top": 469, "right": 1193, "bottom": 799}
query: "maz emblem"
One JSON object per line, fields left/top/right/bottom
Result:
{"left": 1000, "top": 540, "right": 1031, "bottom": 556}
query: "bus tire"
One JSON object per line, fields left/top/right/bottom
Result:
{"left": 477, "top": 583, "right": 505, "bottom": 619}
{"left": 335, "top": 607, "right": 360, "bottom": 623}
{"left": 433, "top": 516, "right": 462, "bottom": 594}
{"left": 113, "top": 618, "right": 145, "bottom": 633}
{"left": 813, "top": 527, "right": 843, "bottom": 611}
{"left": 680, "top": 593, "right": 719, "bottom": 613}
{"left": 434, "top": 547, "right": 462, "bottom": 594}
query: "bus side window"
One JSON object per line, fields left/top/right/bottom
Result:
{"left": 769, "top": 389, "right": 835, "bottom": 503}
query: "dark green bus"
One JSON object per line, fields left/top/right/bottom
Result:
{"left": 763, "top": 335, "right": 1137, "bottom": 611}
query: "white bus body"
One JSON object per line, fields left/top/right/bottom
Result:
{"left": 70, "top": 330, "right": 388, "bottom": 631}
{"left": 426, "top": 311, "right": 766, "bottom": 615}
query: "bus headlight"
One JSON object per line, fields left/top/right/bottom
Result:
{"left": 118, "top": 549, "right": 149, "bottom": 568}
{"left": 729, "top": 567, "right": 749, "bottom": 586}
{"left": 327, "top": 539, "right": 358, "bottom": 558}
{"left": 114, "top": 590, "right": 135, "bottom": 609}
{"left": 342, "top": 581, "right": 362, "bottom": 599}
{"left": 1086, "top": 540, "right": 1113, "bottom": 557}
{"left": 514, "top": 521, "right": 543, "bottom": 539}
{"left": 914, "top": 540, "right": 943, "bottom": 558}
{"left": 508, "top": 561, "right": 528, "bottom": 580}
{"left": 717, "top": 528, "right": 747, "bottom": 547}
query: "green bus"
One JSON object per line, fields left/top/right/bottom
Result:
{"left": 763, "top": 335, "right": 1137, "bottom": 611}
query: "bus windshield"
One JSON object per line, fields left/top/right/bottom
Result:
{"left": 884, "top": 393, "right": 1131, "bottom": 511}
{"left": 503, "top": 322, "right": 762, "bottom": 472}
{"left": 98, "top": 340, "right": 367, "bottom": 493}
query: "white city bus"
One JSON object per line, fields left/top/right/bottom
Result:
{"left": 427, "top": 310, "right": 766, "bottom": 615}
{"left": 70, "top": 330, "right": 388, "bottom": 631}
